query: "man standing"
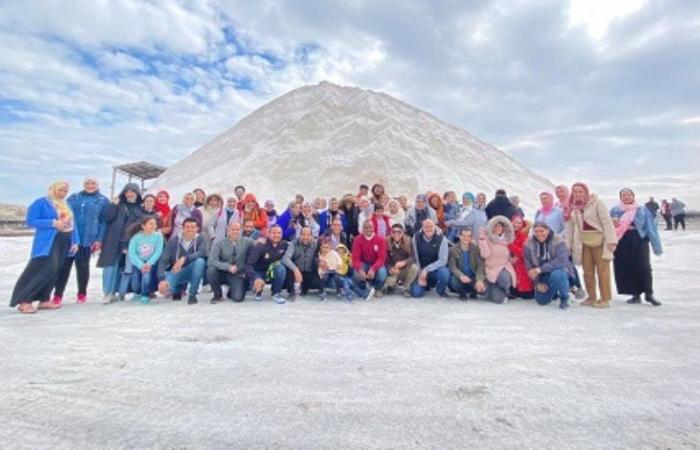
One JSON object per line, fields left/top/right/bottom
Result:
{"left": 207, "top": 221, "right": 254, "bottom": 303}
{"left": 384, "top": 223, "right": 418, "bottom": 298}
{"left": 158, "top": 218, "right": 209, "bottom": 304}
{"left": 351, "top": 220, "right": 388, "bottom": 299}
{"left": 245, "top": 225, "right": 289, "bottom": 304}
{"left": 448, "top": 228, "right": 486, "bottom": 300}
{"left": 410, "top": 219, "right": 450, "bottom": 298}
{"left": 645, "top": 197, "right": 660, "bottom": 218}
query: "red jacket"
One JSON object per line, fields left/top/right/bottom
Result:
{"left": 352, "top": 234, "right": 387, "bottom": 272}
{"left": 508, "top": 224, "right": 533, "bottom": 293}
{"left": 371, "top": 214, "right": 391, "bottom": 238}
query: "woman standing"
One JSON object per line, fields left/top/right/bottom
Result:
{"left": 155, "top": 191, "right": 172, "bottom": 237}
{"left": 446, "top": 192, "right": 487, "bottom": 243}
{"left": 52, "top": 177, "right": 108, "bottom": 305}
{"left": 170, "top": 193, "right": 203, "bottom": 237}
{"left": 508, "top": 216, "right": 534, "bottom": 299}
{"left": 610, "top": 188, "right": 663, "bottom": 306}
{"left": 11, "top": 182, "right": 79, "bottom": 313}
{"left": 534, "top": 192, "right": 565, "bottom": 235}
{"left": 201, "top": 193, "right": 228, "bottom": 244}
{"left": 428, "top": 193, "right": 447, "bottom": 232}
{"left": 660, "top": 199, "right": 673, "bottom": 231}
{"left": 565, "top": 182, "right": 617, "bottom": 308}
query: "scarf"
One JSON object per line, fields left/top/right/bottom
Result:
{"left": 48, "top": 181, "right": 73, "bottom": 226}
{"left": 564, "top": 182, "right": 590, "bottom": 220}
{"left": 615, "top": 201, "right": 638, "bottom": 240}
{"left": 155, "top": 191, "right": 171, "bottom": 218}
{"left": 537, "top": 192, "right": 555, "bottom": 216}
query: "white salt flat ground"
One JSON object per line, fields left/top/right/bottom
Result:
{"left": 1, "top": 230, "right": 699, "bottom": 449}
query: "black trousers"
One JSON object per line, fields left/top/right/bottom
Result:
{"left": 207, "top": 268, "right": 247, "bottom": 302}
{"left": 11, "top": 232, "right": 72, "bottom": 306}
{"left": 673, "top": 214, "right": 686, "bottom": 230}
{"left": 663, "top": 214, "right": 673, "bottom": 230}
{"left": 285, "top": 269, "right": 322, "bottom": 294}
{"left": 54, "top": 246, "right": 92, "bottom": 297}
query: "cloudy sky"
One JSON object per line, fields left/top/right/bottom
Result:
{"left": 1, "top": 0, "right": 698, "bottom": 206}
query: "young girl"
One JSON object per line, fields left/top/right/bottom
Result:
{"left": 317, "top": 238, "right": 347, "bottom": 302}
{"left": 335, "top": 243, "right": 356, "bottom": 302}
{"left": 126, "top": 217, "right": 164, "bottom": 304}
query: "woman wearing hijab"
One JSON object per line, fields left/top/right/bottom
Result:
{"left": 264, "top": 199, "right": 278, "bottom": 228}
{"left": 155, "top": 190, "right": 172, "bottom": 238}
{"left": 554, "top": 185, "right": 570, "bottom": 220}
{"left": 10, "top": 181, "right": 79, "bottom": 313}
{"left": 387, "top": 198, "right": 406, "bottom": 227}
{"left": 428, "top": 193, "right": 447, "bottom": 231}
{"left": 170, "top": 192, "right": 203, "bottom": 237}
{"left": 508, "top": 215, "right": 534, "bottom": 299}
{"left": 565, "top": 182, "right": 617, "bottom": 308}
{"left": 52, "top": 177, "right": 108, "bottom": 305}
{"left": 446, "top": 192, "right": 487, "bottom": 243}
{"left": 534, "top": 192, "right": 565, "bottom": 235}
{"left": 610, "top": 188, "right": 663, "bottom": 306}
{"left": 201, "top": 193, "right": 228, "bottom": 244}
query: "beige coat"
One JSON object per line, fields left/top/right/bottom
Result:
{"left": 565, "top": 194, "right": 617, "bottom": 265}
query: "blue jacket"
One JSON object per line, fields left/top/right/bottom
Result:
{"left": 533, "top": 207, "right": 565, "bottom": 235}
{"left": 610, "top": 206, "right": 663, "bottom": 255}
{"left": 67, "top": 190, "right": 109, "bottom": 247}
{"left": 27, "top": 197, "right": 80, "bottom": 259}
{"left": 318, "top": 209, "right": 348, "bottom": 235}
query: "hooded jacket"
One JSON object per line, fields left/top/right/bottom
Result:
{"left": 508, "top": 220, "right": 534, "bottom": 293}
{"left": 478, "top": 216, "right": 517, "bottom": 284}
{"left": 241, "top": 193, "right": 268, "bottom": 231}
{"left": 485, "top": 196, "right": 516, "bottom": 220}
{"left": 97, "top": 183, "right": 143, "bottom": 268}
{"left": 524, "top": 228, "right": 574, "bottom": 281}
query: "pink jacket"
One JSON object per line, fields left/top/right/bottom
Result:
{"left": 478, "top": 216, "right": 517, "bottom": 284}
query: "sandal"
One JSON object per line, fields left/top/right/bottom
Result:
{"left": 37, "top": 301, "right": 61, "bottom": 310}
{"left": 18, "top": 303, "right": 37, "bottom": 314}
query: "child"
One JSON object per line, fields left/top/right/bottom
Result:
{"left": 318, "top": 237, "right": 345, "bottom": 302}
{"left": 334, "top": 243, "right": 358, "bottom": 302}
{"left": 127, "top": 217, "right": 164, "bottom": 304}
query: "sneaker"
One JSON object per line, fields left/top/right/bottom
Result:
{"left": 273, "top": 293, "right": 286, "bottom": 304}
{"left": 139, "top": 295, "right": 150, "bottom": 305}
{"left": 341, "top": 286, "right": 353, "bottom": 303}
{"left": 644, "top": 294, "right": 662, "bottom": 307}
{"left": 210, "top": 296, "right": 224, "bottom": 304}
{"left": 287, "top": 293, "right": 297, "bottom": 303}
{"left": 559, "top": 297, "right": 570, "bottom": 310}
{"left": 402, "top": 288, "right": 412, "bottom": 298}
{"left": 365, "top": 287, "right": 375, "bottom": 301}
{"left": 254, "top": 292, "right": 263, "bottom": 301}
{"left": 627, "top": 295, "right": 641, "bottom": 304}
{"left": 469, "top": 292, "right": 478, "bottom": 299}
{"left": 439, "top": 292, "right": 449, "bottom": 298}
{"left": 76, "top": 293, "right": 87, "bottom": 304}
{"left": 319, "top": 292, "right": 327, "bottom": 302}
{"left": 187, "top": 295, "right": 198, "bottom": 305}
{"left": 458, "top": 293, "right": 468, "bottom": 301}
{"left": 102, "top": 294, "right": 116, "bottom": 304}
{"left": 172, "top": 293, "right": 182, "bottom": 301}
{"left": 51, "top": 295, "right": 63, "bottom": 306}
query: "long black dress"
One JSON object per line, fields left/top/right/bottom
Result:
{"left": 613, "top": 229, "right": 652, "bottom": 296}
{"left": 10, "top": 232, "right": 72, "bottom": 307}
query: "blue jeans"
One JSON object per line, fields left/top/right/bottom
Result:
{"left": 118, "top": 257, "right": 135, "bottom": 297}
{"left": 352, "top": 263, "right": 387, "bottom": 293}
{"left": 166, "top": 258, "right": 206, "bottom": 296}
{"left": 448, "top": 274, "right": 475, "bottom": 296}
{"left": 102, "top": 259, "right": 121, "bottom": 295}
{"left": 410, "top": 266, "right": 450, "bottom": 297}
{"left": 485, "top": 269, "right": 512, "bottom": 304}
{"left": 130, "top": 264, "right": 158, "bottom": 296}
{"left": 254, "top": 263, "right": 287, "bottom": 295}
{"left": 535, "top": 269, "right": 570, "bottom": 305}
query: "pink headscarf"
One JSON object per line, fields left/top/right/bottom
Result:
{"left": 564, "top": 182, "right": 590, "bottom": 220}
{"left": 537, "top": 191, "right": 555, "bottom": 216}
{"left": 615, "top": 188, "right": 638, "bottom": 240}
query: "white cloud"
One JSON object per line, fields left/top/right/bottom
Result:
{"left": 98, "top": 51, "right": 146, "bottom": 72}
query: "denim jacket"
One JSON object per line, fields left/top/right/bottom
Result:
{"left": 610, "top": 206, "right": 662, "bottom": 255}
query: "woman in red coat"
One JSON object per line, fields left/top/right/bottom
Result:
{"left": 508, "top": 215, "right": 534, "bottom": 299}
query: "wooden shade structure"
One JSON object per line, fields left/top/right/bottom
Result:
{"left": 110, "top": 161, "right": 167, "bottom": 199}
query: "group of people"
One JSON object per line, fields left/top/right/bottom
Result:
{"left": 10, "top": 180, "right": 670, "bottom": 314}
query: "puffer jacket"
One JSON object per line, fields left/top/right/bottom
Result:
{"left": 478, "top": 216, "right": 516, "bottom": 284}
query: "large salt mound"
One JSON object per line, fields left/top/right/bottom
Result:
{"left": 151, "top": 81, "right": 552, "bottom": 211}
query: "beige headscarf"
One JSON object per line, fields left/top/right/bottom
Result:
{"left": 48, "top": 181, "right": 73, "bottom": 221}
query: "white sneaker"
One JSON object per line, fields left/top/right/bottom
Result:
{"left": 102, "top": 294, "right": 116, "bottom": 305}
{"left": 365, "top": 287, "right": 375, "bottom": 301}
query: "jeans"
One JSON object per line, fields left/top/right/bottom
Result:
{"left": 535, "top": 269, "right": 570, "bottom": 305}
{"left": 118, "top": 257, "right": 135, "bottom": 297}
{"left": 131, "top": 264, "right": 157, "bottom": 296}
{"left": 485, "top": 269, "right": 512, "bottom": 303}
{"left": 253, "top": 263, "right": 287, "bottom": 295}
{"left": 352, "top": 263, "right": 387, "bottom": 294}
{"left": 674, "top": 214, "right": 686, "bottom": 230}
{"left": 320, "top": 271, "right": 347, "bottom": 294}
{"left": 448, "top": 274, "right": 475, "bottom": 296}
{"left": 207, "top": 267, "right": 247, "bottom": 302}
{"left": 410, "top": 266, "right": 450, "bottom": 297}
{"left": 166, "top": 258, "right": 206, "bottom": 296}
{"left": 102, "top": 258, "right": 122, "bottom": 295}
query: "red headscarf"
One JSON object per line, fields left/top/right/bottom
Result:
{"left": 155, "top": 190, "right": 171, "bottom": 218}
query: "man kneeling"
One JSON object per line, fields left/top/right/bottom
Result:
{"left": 158, "top": 218, "right": 209, "bottom": 304}
{"left": 447, "top": 228, "right": 486, "bottom": 300}
{"left": 207, "top": 221, "right": 254, "bottom": 303}
{"left": 524, "top": 222, "right": 572, "bottom": 310}
{"left": 245, "top": 225, "right": 289, "bottom": 304}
